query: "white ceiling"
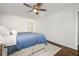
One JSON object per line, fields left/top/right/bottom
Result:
{"left": 0, "top": 3, "right": 79, "bottom": 19}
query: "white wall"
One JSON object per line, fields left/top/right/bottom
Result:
{"left": 78, "top": 12, "right": 79, "bottom": 45}
{"left": 2, "top": 13, "right": 36, "bottom": 32}
{"left": 36, "top": 18, "right": 50, "bottom": 39}
{"left": 0, "top": 12, "right": 2, "bottom": 25}
{"left": 36, "top": 7, "right": 78, "bottom": 50}
{"left": 48, "top": 7, "right": 77, "bottom": 50}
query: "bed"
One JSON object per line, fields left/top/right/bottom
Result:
{"left": 7, "top": 32, "right": 47, "bottom": 56}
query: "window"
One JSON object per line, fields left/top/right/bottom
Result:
{"left": 27, "top": 20, "right": 36, "bottom": 32}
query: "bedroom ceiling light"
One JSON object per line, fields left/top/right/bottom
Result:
{"left": 23, "top": 3, "right": 47, "bottom": 15}
{"left": 33, "top": 9, "right": 38, "bottom": 13}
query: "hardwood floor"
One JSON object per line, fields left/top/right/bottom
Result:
{"left": 55, "top": 46, "right": 78, "bottom": 56}
{"left": 47, "top": 40, "right": 78, "bottom": 56}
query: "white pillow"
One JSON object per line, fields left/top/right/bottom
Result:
{"left": 0, "top": 26, "right": 10, "bottom": 36}
{"left": 0, "top": 31, "right": 8, "bottom": 36}
{"left": 10, "top": 30, "right": 17, "bottom": 36}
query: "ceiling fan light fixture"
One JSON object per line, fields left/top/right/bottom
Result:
{"left": 33, "top": 9, "right": 38, "bottom": 12}
{"left": 23, "top": 3, "right": 47, "bottom": 15}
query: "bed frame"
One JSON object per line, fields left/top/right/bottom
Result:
{"left": 10, "top": 44, "right": 46, "bottom": 56}
{"left": 0, "top": 44, "right": 46, "bottom": 56}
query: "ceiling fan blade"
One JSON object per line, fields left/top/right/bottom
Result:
{"left": 36, "top": 3, "right": 42, "bottom": 6}
{"left": 39, "top": 9, "right": 47, "bottom": 11}
{"left": 23, "top": 3, "right": 32, "bottom": 8}
{"left": 27, "top": 10, "right": 33, "bottom": 13}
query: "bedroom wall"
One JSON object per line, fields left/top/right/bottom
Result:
{"left": 0, "top": 12, "right": 2, "bottom": 25}
{"left": 48, "top": 7, "right": 77, "bottom": 50}
{"left": 36, "top": 6, "right": 78, "bottom": 50}
{"left": 36, "top": 18, "right": 50, "bottom": 40}
{"left": 2, "top": 13, "right": 36, "bottom": 32}
{"left": 78, "top": 12, "right": 79, "bottom": 45}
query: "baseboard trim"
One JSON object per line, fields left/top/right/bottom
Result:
{"left": 78, "top": 45, "right": 79, "bottom": 56}
{"left": 47, "top": 40, "right": 77, "bottom": 52}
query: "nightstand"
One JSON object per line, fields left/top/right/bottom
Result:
{"left": 0, "top": 44, "right": 3, "bottom": 56}
{"left": 0, "top": 44, "right": 7, "bottom": 56}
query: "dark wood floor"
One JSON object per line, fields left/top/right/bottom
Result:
{"left": 55, "top": 46, "right": 78, "bottom": 56}
{"left": 47, "top": 40, "right": 78, "bottom": 56}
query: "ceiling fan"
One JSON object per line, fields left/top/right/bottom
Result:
{"left": 23, "top": 3, "right": 47, "bottom": 15}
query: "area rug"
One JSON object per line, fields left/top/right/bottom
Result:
{"left": 31, "top": 43, "right": 61, "bottom": 56}
{"left": 11, "top": 43, "right": 61, "bottom": 56}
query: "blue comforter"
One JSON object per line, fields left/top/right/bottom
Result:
{"left": 7, "top": 32, "right": 47, "bottom": 55}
